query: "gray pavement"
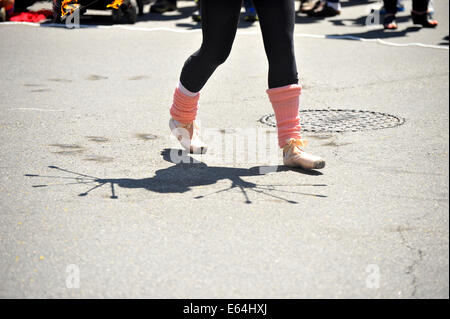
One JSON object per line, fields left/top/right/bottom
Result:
{"left": 0, "top": 0, "right": 448, "bottom": 298}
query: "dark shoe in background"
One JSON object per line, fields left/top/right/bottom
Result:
{"left": 150, "top": 0, "right": 176, "bottom": 14}
{"left": 411, "top": 10, "right": 438, "bottom": 28}
{"left": 244, "top": 6, "right": 258, "bottom": 22}
{"left": 111, "top": 0, "right": 136, "bottom": 24}
{"left": 299, "top": 0, "right": 319, "bottom": 13}
{"left": 308, "top": 1, "right": 340, "bottom": 17}
{"left": 136, "top": 0, "right": 151, "bottom": 16}
{"left": 383, "top": 14, "right": 398, "bottom": 29}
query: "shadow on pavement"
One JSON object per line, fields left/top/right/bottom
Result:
{"left": 137, "top": 3, "right": 196, "bottom": 22}
{"left": 25, "top": 149, "right": 327, "bottom": 203}
{"left": 294, "top": 0, "right": 378, "bottom": 25}
{"left": 326, "top": 26, "right": 421, "bottom": 40}
{"left": 176, "top": 14, "right": 258, "bottom": 30}
{"left": 40, "top": 14, "right": 115, "bottom": 27}
{"left": 439, "top": 35, "right": 449, "bottom": 46}
{"left": 329, "top": 13, "right": 413, "bottom": 28}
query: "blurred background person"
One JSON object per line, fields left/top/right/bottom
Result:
{"left": 243, "top": 0, "right": 258, "bottom": 22}
{"left": 192, "top": 0, "right": 200, "bottom": 21}
{"left": 0, "top": 0, "right": 14, "bottom": 22}
{"left": 0, "top": 0, "right": 15, "bottom": 21}
{"left": 299, "top": 0, "right": 340, "bottom": 17}
{"left": 150, "top": 0, "right": 176, "bottom": 13}
{"left": 380, "top": 0, "right": 405, "bottom": 14}
{"left": 192, "top": 0, "right": 258, "bottom": 23}
{"left": 383, "top": 0, "right": 438, "bottom": 29}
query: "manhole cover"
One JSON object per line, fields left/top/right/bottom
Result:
{"left": 260, "top": 109, "right": 405, "bottom": 133}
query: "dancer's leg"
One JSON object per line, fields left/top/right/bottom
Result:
{"left": 170, "top": 0, "right": 242, "bottom": 154}
{"left": 252, "top": 0, "right": 298, "bottom": 89}
{"left": 254, "top": 0, "right": 325, "bottom": 169}
{"left": 255, "top": 0, "right": 300, "bottom": 147}
{"left": 180, "top": 0, "right": 243, "bottom": 93}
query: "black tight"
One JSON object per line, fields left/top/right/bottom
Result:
{"left": 383, "top": 0, "right": 429, "bottom": 14}
{"left": 180, "top": 0, "right": 298, "bottom": 92}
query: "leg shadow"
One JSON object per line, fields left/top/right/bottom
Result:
{"left": 25, "top": 149, "right": 327, "bottom": 203}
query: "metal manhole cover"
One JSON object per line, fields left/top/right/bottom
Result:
{"left": 260, "top": 109, "right": 405, "bottom": 133}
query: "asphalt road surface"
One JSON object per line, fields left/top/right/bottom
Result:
{"left": 0, "top": 0, "right": 448, "bottom": 298}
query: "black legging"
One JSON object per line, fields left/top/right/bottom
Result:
{"left": 383, "top": 0, "right": 429, "bottom": 14}
{"left": 180, "top": 0, "right": 298, "bottom": 92}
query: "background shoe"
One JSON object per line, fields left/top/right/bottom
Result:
{"left": 150, "top": 0, "right": 176, "bottom": 14}
{"left": 299, "top": 0, "right": 319, "bottom": 13}
{"left": 244, "top": 6, "right": 258, "bottom": 22}
{"left": 383, "top": 14, "right": 398, "bottom": 29}
{"left": 111, "top": 0, "right": 137, "bottom": 24}
{"left": 411, "top": 11, "right": 438, "bottom": 28}
{"left": 308, "top": 1, "right": 340, "bottom": 17}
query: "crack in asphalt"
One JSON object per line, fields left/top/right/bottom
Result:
{"left": 397, "top": 225, "right": 424, "bottom": 298}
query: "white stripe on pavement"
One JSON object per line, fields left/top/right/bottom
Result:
{"left": 1, "top": 21, "right": 448, "bottom": 50}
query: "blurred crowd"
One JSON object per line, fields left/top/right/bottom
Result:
{"left": 0, "top": 0, "right": 438, "bottom": 30}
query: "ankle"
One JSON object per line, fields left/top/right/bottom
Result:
{"left": 177, "top": 82, "right": 199, "bottom": 98}
{"left": 172, "top": 118, "right": 192, "bottom": 126}
{"left": 282, "top": 138, "right": 307, "bottom": 150}
{"left": 170, "top": 86, "right": 200, "bottom": 124}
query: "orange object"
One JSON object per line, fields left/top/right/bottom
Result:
{"left": 266, "top": 84, "right": 303, "bottom": 148}
{"left": 107, "top": 0, "right": 124, "bottom": 10}
{"left": 170, "top": 87, "right": 200, "bottom": 125}
{"left": 61, "top": 0, "right": 79, "bottom": 18}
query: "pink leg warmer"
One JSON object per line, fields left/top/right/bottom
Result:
{"left": 266, "top": 84, "right": 302, "bottom": 148}
{"left": 170, "top": 87, "right": 200, "bottom": 124}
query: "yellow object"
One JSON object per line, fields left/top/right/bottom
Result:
{"left": 107, "top": 0, "right": 124, "bottom": 10}
{"left": 61, "top": 0, "right": 80, "bottom": 18}
{"left": 283, "top": 138, "right": 308, "bottom": 151}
